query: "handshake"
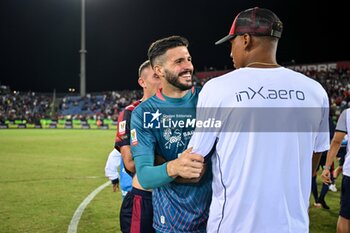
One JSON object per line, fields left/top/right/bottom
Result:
{"left": 155, "top": 148, "right": 207, "bottom": 184}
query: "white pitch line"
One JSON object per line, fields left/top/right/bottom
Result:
{"left": 67, "top": 181, "right": 110, "bottom": 233}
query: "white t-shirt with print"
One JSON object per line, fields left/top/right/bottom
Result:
{"left": 188, "top": 67, "right": 330, "bottom": 233}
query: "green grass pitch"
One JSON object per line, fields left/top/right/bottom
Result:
{"left": 0, "top": 129, "right": 341, "bottom": 232}
{"left": 0, "top": 129, "right": 122, "bottom": 233}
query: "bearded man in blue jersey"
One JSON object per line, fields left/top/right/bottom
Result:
{"left": 130, "top": 35, "right": 212, "bottom": 233}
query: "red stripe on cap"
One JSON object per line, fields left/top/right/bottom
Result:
{"left": 156, "top": 88, "right": 166, "bottom": 101}
{"left": 229, "top": 15, "right": 239, "bottom": 35}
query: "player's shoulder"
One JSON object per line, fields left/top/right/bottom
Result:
{"left": 283, "top": 67, "right": 321, "bottom": 85}
{"left": 273, "top": 67, "right": 329, "bottom": 100}
{"left": 204, "top": 69, "right": 237, "bottom": 86}
{"left": 342, "top": 108, "right": 350, "bottom": 117}
{"left": 118, "top": 100, "right": 141, "bottom": 121}
{"left": 198, "top": 69, "right": 236, "bottom": 94}
{"left": 292, "top": 69, "right": 328, "bottom": 95}
{"left": 124, "top": 100, "right": 141, "bottom": 112}
{"left": 131, "top": 96, "right": 156, "bottom": 115}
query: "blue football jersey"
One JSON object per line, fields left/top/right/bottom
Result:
{"left": 131, "top": 87, "right": 212, "bottom": 233}
{"left": 119, "top": 160, "right": 132, "bottom": 192}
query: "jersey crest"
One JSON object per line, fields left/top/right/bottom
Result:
{"left": 163, "top": 128, "right": 185, "bottom": 149}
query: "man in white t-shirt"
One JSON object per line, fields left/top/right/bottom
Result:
{"left": 181, "top": 7, "right": 330, "bottom": 233}
{"left": 322, "top": 109, "right": 350, "bottom": 233}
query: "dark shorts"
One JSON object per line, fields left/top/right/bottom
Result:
{"left": 340, "top": 175, "right": 350, "bottom": 219}
{"left": 120, "top": 187, "right": 154, "bottom": 233}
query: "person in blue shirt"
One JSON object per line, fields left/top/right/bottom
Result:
{"left": 104, "top": 148, "right": 132, "bottom": 199}
{"left": 130, "top": 35, "right": 212, "bottom": 233}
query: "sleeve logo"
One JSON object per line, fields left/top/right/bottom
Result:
{"left": 118, "top": 120, "right": 126, "bottom": 135}
{"left": 131, "top": 129, "right": 138, "bottom": 146}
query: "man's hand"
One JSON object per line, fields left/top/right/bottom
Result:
{"left": 321, "top": 169, "right": 331, "bottom": 184}
{"left": 167, "top": 148, "right": 204, "bottom": 179}
{"left": 174, "top": 163, "right": 207, "bottom": 184}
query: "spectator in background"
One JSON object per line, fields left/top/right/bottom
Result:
{"left": 1, "top": 66, "right": 348, "bottom": 125}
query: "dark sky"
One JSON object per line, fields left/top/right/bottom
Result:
{"left": 0, "top": 0, "right": 348, "bottom": 93}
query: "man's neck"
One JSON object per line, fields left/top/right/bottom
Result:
{"left": 141, "top": 91, "right": 153, "bottom": 101}
{"left": 161, "top": 85, "right": 189, "bottom": 98}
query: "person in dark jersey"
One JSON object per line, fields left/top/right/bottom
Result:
{"left": 115, "top": 60, "right": 161, "bottom": 233}
{"left": 131, "top": 36, "right": 212, "bottom": 233}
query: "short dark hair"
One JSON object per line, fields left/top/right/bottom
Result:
{"left": 138, "top": 60, "right": 151, "bottom": 77}
{"left": 147, "top": 35, "right": 189, "bottom": 67}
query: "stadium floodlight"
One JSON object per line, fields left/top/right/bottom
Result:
{"left": 80, "top": 0, "right": 87, "bottom": 97}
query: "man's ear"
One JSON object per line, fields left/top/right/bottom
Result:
{"left": 153, "top": 65, "right": 163, "bottom": 77}
{"left": 138, "top": 77, "right": 146, "bottom": 88}
{"left": 242, "top": 33, "right": 253, "bottom": 51}
{"left": 243, "top": 34, "right": 251, "bottom": 45}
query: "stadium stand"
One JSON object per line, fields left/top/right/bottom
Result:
{"left": 286, "top": 61, "right": 350, "bottom": 122}
{"left": 1, "top": 61, "right": 349, "bottom": 129}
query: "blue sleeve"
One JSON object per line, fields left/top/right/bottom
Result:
{"left": 130, "top": 106, "right": 174, "bottom": 189}
{"left": 134, "top": 156, "right": 174, "bottom": 189}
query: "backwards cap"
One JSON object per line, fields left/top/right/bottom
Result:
{"left": 215, "top": 7, "right": 283, "bottom": 45}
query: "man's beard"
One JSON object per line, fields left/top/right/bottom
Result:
{"left": 164, "top": 69, "right": 193, "bottom": 91}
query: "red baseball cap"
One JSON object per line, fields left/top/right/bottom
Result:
{"left": 215, "top": 7, "right": 283, "bottom": 45}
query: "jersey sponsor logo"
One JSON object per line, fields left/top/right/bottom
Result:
{"left": 183, "top": 130, "right": 193, "bottom": 139}
{"left": 130, "top": 129, "right": 138, "bottom": 146}
{"left": 144, "top": 109, "right": 162, "bottom": 128}
{"left": 118, "top": 120, "right": 126, "bottom": 135}
{"left": 235, "top": 86, "right": 305, "bottom": 102}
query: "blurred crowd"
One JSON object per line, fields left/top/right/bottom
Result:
{"left": 1, "top": 67, "right": 349, "bottom": 124}
{"left": 305, "top": 68, "right": 350, "bottom": 121}
{"left": 58, "top": 90, "right": 142, "bottom": 122}
{"left": 0, "top": 86, "right": 52, "bottom": 124}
